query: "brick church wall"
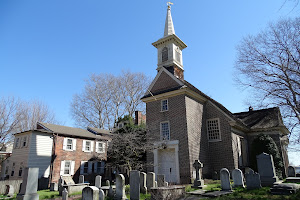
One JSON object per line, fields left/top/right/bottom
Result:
{"left": 150, "top": 71, "right": 181, "bottom": 94}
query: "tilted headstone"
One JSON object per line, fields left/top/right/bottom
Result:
{"left": 116, "top": 174, "right": 127, "bottom": 200}
{"left": 232, "top": 169, "right": 245, "bottom": 188}
{"left": 245, "top": 169, "right": 262, "bottom": 189}
{"left": 140, "top": 172, "right": 147, "bottom": 193}
{"left": 220, "top": 168, "right": 232, "bottom": 191}
{"left": 192, "top": 160, "right": 204, "bottom": 188}
{"left": 130, "top": 170, "right": 140, "bottom": 200}
{"left": 106, "top": 180, "right": 110, "bottom": 186}
{"left": 95, "top": 175, "right": 102, "bottom": 188}
{"left": 256, "top": 153, "right": 278, "bottom": 186}
{"left": 288, "top": 166, "right": 296, "bottom": 177}
{"left": 50, "top": 183, "right": 58, "bottom": 191}
{"left": 82, "top": 186, "right": 99, "bottom": 200}
{"left": 146, "top": 172, "right": 155, "bottom": 189}
{"left": 99, "top": 189, "right": 105, "bottom": 200}
{"left": 157, "top": 174, "right": 165, "bottom": 187}
{"left": 5, "top": 185, "right": 14, "bottom": 196}
{"left": 79, "top": 175, "right": 85, "bottom": 183}
{"left": 62, "top": 188, "right": 68, "bottom": 200}
{"left": 17, "top": 167, "right": 39, "bottom": 200}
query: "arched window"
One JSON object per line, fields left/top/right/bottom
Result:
{"left": 162, "top": 47, "right": 168, "bottom": 62}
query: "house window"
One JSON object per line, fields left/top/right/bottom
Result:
{"left": 5, "top": 166, "right": 9, "bottom": 175}
{"left": 22, "top": 136, "right": 27, "bottom": 147}
{"left": 207, "top": 118, "right": 221, "bottom": 141}
{"left": 161, "top": 122, "right": 170, "bottom": 140}
{"left": 66, "top": 139, "right": 73, "bottom": 150}
{"left": 18, "top": 166, "right": 23, "bottom": 177}
{"left": 15, "top": 138, "right": 20, "bottom": 148}
{"left": 63, "top": 138, "right": 76, "bottom": 151}
{"left": 162, "top": 47, "right": 168, "bottom": 62}
{"left": 96, "top": 161, "right": 105, "bottom": 174}
{"left": 85, "top": 141, "right": 91, "bottom": 151}
{"left": 11, "top": 163, "right": 15, "bottom": 177}
{"left": 83, "top": 162, "right": 89, "bottom": 174}
{"left": 96, "top": 142, "right": 105, "bottom": 153}
{"left": 64, "top": 161, "right": 71, "bottom": 175}
{"left": 82, "top": 140, "right": 93, "bottom": 152}
{"left": 161, "top": 99, "right": 168, "bottom": 111}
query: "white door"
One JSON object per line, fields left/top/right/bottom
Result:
{"left": 157, "top": 148, "right": 177, "bottom": 183}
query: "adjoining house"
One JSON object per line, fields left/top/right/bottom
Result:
{"left": 142, "top": 5, "right": 289, "bottom": 184}
{"left": 0, "top": 122, "right": 112, "bottom": 187}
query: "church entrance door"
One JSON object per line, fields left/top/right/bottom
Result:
{"left": 157, "top": 148, "right": 177, "bottom": 183}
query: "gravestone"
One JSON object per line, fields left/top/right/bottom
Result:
{"left": 99, "top": 189, "right": 105, "bottom": 200}
{"left": 17, "top": 167, "right": 39, "bottom": 200}
{"left": 5, "top": 185, "right": 14, "bottom": 196}
{"left": 164, "top": 182, "right": 168, "bottom": 186}
{"left": 95, "top": 175, "right": 102, "bottom": 188}
{"left": 232, "top": 169, "right": 245, "bottom": 188}
{"left": 288, "top": 166, "right": 296, "bottom": 177}
{"left": 245, "top": 169, "right": 262, "bottom": 189}
{"left": 140, "top": 172, "right": 147, "bottom": 193}
{"left": 58, "top": 176, "right": 64, "bottom": 196}
{"left": 220, "top": 168, "right": 232, "bottom": 191}
{"left": 82, "top": 186, "right": 99, "bottom": 200}
{"left": 107, "top": 185, "right": 114, "bottom": 199}
{"left": 130, "top": 170, "right": 140, "bottom": 200}
{"left": 256, "top": 153, "right": 278, "bottom": 186}
{"left": 155, "top": 181, "right": 158, "bottom": 187}
{"left": 192, "top": 160, "right": 204, "bottom": 188}
{"left": 62, "top": 188, "right": 68, "bottom": 200}
{"left": 146, "top": 172, "right": 155, "bottom": 189}
{"left": 50, "top": 183, "right": 58, "bottom": 191}
{"left": 106, "top": 180, "right": 110, "bottom": 186}
{"left": 157, "top": 174, "right": 165, "bottom": 187}
{"left": 116, "top": 174, "right": 127, "bottom": 200}
{"left": 79, "top": 175, "right": 84, "bottom": 183}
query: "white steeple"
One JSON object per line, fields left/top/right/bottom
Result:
{"left": 152, "top": 3, "right": 187, "bottom": 80}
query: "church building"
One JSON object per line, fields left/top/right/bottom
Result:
{"left": 141, "top": 5, "right": 289, "bottom": 184}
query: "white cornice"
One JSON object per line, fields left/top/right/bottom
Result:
{"left": 152, "top": 34, "right": 187, "bottom": 50}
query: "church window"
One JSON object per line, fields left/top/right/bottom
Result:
{"left": 161, "top": 99, "right": 168, "bottom": 111}
{"left": 160, "top": 122, "right": 170, "bottom": 140}
{"left": 175, "top": 49, "right": 181, "bottom": 62}
{"left": 207, "top": 118, "right": 221, "bottom": 141}
{"left": 162, "top": 47, "right": 168, "bottom": 62}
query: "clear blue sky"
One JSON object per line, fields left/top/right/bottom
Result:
{"left": 0, "top": 1, "right": 299, "bottom": 164}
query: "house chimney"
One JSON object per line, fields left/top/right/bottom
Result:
{"left": 135, "top": 111, "right": 146, "bottom": 125}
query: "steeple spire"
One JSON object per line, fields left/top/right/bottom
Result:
{"left": 164, "top": 3, "right": 175, "bottom": 37}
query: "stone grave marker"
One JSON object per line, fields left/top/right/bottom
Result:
{"left": 245, "top": 169, "right": 262, "bottom": 189}
{"left": 232, "top": 169, "right": 245, "bottom": 188}
{"left": 82, "top": 186, "right": 99, "bottom": 200}
{"left": 157, "top": 174, "right": 165, "bottom": 187}
{"left": 5, "top": 185, "right": 14, "bottom": 197}
{"left": 79, "top": 175, "right": 84, "bottom": 183}
{"left": 155, "top": 181, "right": 158, "bottom": 187}
{"left": 288, "top": 166, "right": 296, "bottom": 177}
{"left": 256, "top": 152, "right": 278, "bottom": 186}
{"left": 99, "top": 189, "right": 105, "bottom": 200}
{"left": 130, "top": 170, "right": 140, "bottom": 200}
{"left": 146, "top": 172, "right": 155, "bottom": 189}
{"left": 116, "top": 174, "right": 127, "bottom": 200}
{"left": 17, "top": 167, "right": 39, "bottom": 200}
{"left": 140, "top": 172, "right": 147, "bottom": 193}
{"left": 220, "top": 168, "right": 232, "bottom": 191}
{"left": 62, "top": 188, "right": 68, "bottom": 200}
{"left": 107, "top": 185, "right": 114, "bottom": 199}
{"left": 58, "top": 176, "right": 64, "bottom": 196}
{"left": 106, "top": 180, "right": 110, "bottom": 186}
{"left": 95, "top": 175, "right": 102, "bottom": 188}
{"left": 192, "top": 160, "right": 204, "bottom": 188}
{"left": 50, "top": 183, "right": 58, "bottom": 191}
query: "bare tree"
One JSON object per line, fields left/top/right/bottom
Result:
{"left": 71, "top": 70, "right": 150, "bottom": 129}
{"left": 235, "top": 18, "right": 300, "bottom": 140}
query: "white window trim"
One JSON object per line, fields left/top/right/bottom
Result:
{"left": 60, "top": 160, "right": 75, "bottom": 176}
{"left": 82, "top": 140, "right": 94, "bottom": 152}
{"left": 160, "top": 121, "right": 170, "bottom": 141}
{"left": 161, "top": 99, "right": 168, "bottom": 112}
{"left": 207, "top": 118, "right": 222, "bottom": 142}
{"left": 63, "top": 138, "right": 77, "bottom": 151}
{"left": 96, "top": 141, "right": 106, "bottom": 153}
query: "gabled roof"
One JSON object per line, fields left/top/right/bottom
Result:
{"left": 87, "top": 127, "right": 113, "bottom": 136}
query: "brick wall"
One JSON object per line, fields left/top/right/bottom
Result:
{"left": 150, "top": 71, "right": 181, "bottom": 94}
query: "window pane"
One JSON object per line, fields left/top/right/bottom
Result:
{"left": 161, "top": 122, "right": 170, "bottom": 140}
{"left": 67, "top": 139, "right": 73, "bottom": 150}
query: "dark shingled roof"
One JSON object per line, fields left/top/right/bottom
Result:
{"left": 233, "top": 107, "right": 284, "bottom": 129}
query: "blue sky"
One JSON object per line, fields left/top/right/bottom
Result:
{"left": 0, "top": 1, "right": 299, "bottom": 164}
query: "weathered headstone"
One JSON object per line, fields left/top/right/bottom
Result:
{"left": 146, "top": 172, "right": 155, "bottom": 189}
{"left": 107, "top": 185, "right": 114, "bottom": 199}
{"left": 157, "top": 174, "right": 165, "bottom": 187}
{"left": 245, "top": 169, "right": 262, "bottom": 189}
{"left": 17, "top": 167, "right": 39, "bottom": 200}
{"left": 140, "top": 172, "right": 147, "bottom": 193}
{"left": 192, "top": 160, "right": 204, "bottom": 188}
{"left": 99, "top": 189, "right": 105, "bottom": 200}
{"left": 95, "top": 175, "right": 102, "bottom": 188}
{"left": 116, "top": 174, "right": 127, "bottom": 200}
{"left": 5, "top": 185, "right": 14, "bottom": 196}
{"left": 130, "top": 170, "right": 140, "bottom": 200}
{"left": 220, "top": 168, "right": 232, "bottom": 191}
{"left": 232, "top": 169, "right": 245, "bottom": 188}
{"left": 79, "top": 175, "right": 85, "bottom": 183}
{"left": 82, "top": 186, "right": 99, "bottom": 200}
{"left": 288, "top": 166, "right": 296, "bottom": 177}
{"left": 50, "top": 183, "right": 58, "bottom": 191}
{"left": 256, "top": 153, "right": 278, "bottom": 186}
{"left": 164, "top": 182, "right": 168, "bottom": 187}
{"left": 155, "top": 181, "right": 158, "bottom": 187}
{"left": 106, "top": 180, "right": 110, "bottom": 186}
{"left": 62, "top": 188, "right": 68, "bottom": 200}
{"left": 58, "top": 176, "right": 64, "bottom": 196}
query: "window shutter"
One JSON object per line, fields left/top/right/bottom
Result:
{"left": 82, "top": 140, "right": 86, "bottom": 152}
{"left": 63, "top": 138, "right": 67, "bottom": 150}
{"left": 88, "top": 162, "right": 92, "bottom": 174}
{"left": 91, "top": 141, "right": 94, "bottom": 152}
{"left": 70, "top": 161, "right": 75, "bottom": 175}
{"left": 101, "top": 161, "right": 105, "bottom": 174}
{"left": 80, "top": 161, "right": 84, "bottom": 175}
{"left": 103, "top": 143, "right": 106, "bottom": 153}
{"left": 95, "top": 142, "right": 99, "bottom": 153}
{"left": 60, "top": 161, "right": 65, "bottom": 175}
{"left": 72, "top": 139, "right": 77, "bottom": 151}
{"left": 94, "top": 162, "right": 98, "bottom": 173}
